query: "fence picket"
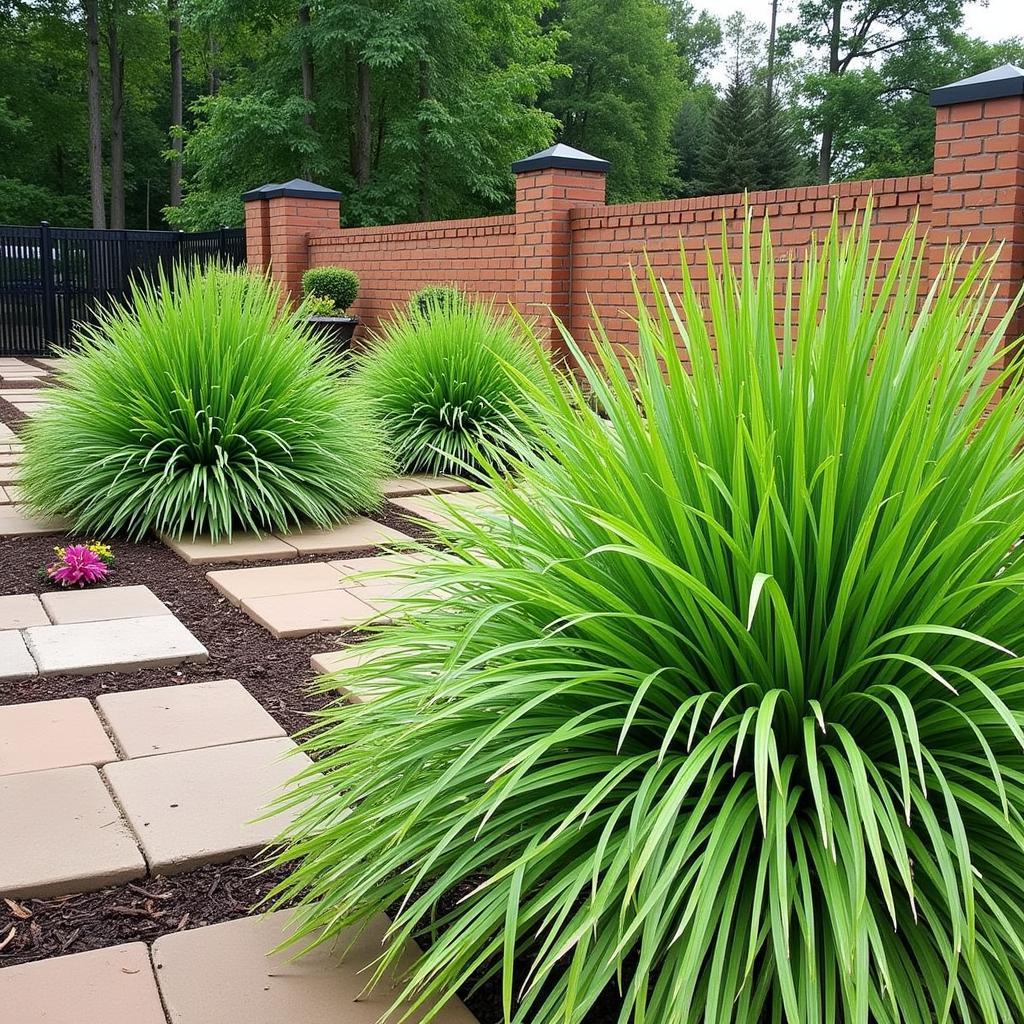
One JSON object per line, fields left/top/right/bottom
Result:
{"left": 0, "top": 222, "right": 246, "bottom": 355}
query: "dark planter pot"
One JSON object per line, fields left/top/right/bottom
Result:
{"left": 306, "top": 315, "right": 359, "bottom": 353}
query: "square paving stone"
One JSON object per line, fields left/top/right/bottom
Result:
{"left": 0, "top": 697, "right": 117, "bottom": 775}
{"left": 0, "top": 592, "right": 48, "bottom": 628}
{"left": 207, "top": 561, "right": 347, "bottom": 607}
{"left": 241, "top": 589, "right": 379, "bottom": 638}
{"left": 103, "top": 737, "right": 315, "bottom": 874}
{"left": 0, "top": 507, "right": 68, "bottom": 535}
{"left": 0, "top": 629, "right": 37, "bottom": 680}
{"left": 274, "top": 516, "right": 410, "bottom": 555}
{"left": 390, "top": 491, "right": 500, "bottom": 528}
{"left": 97, "top": 679, "right": 284, "bottom": 758}
{"left": 0, "top": 942, "right": 166, "bottom": 1024}
{"left": 0, "top": 465, "right": 20, "bottom": 484}
{"left": 41, "top": 584, "right": 171, "bottom": 624}
{"left": 382, "top": 475, "right": 473, "bottom": 497}
{"left": 0, "top": 765, "right": 145, "bottom": 897}
{"left": 151, "top": 911, "right": 478, "bottom": 1024}
{"left": 310, "top": 644, "right": 406, "bottom": 702}
{"left": 24, "top": 614, "right": 208, "bottom": 676}
{"left": 162, "top": 531, "right": 297, "bottom": 565}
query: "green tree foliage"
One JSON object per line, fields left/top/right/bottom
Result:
{"left": 169, "top": 0, "right": 564, "bottom": 228}
{"left": 540, "top": 0, "right": 681, "bottom": 202}
{"left": 699, "top": 66, "right": 759, "bottom": 195}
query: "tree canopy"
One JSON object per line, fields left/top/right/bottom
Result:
{"left": 0, "top": 0, "right": 1020, "bottom": 229}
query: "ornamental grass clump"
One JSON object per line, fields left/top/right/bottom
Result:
{"left": 355, "top": 298, "right": 547, "bottom": 476}
{"left": 269, "top": 211, "right": 1024, "bottom": 1024}
{"left": 20, "top": 264, "right": 389, "bottom": 540}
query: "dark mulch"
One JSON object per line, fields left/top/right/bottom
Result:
{"left": 0, "top": 397, "right": 26, "bottom": 425}
{"left": 0, "top": 533, "right": 392, "bottom": 733}
{"left": 0, "top": 856, "right": 291, "bottom": 968}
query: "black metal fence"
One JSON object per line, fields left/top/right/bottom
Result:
{"left": 0, "top": 223, "right": 246, "bottom": 355}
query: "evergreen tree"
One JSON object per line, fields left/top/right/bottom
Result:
{"left": 698, "top": 65, "right": 758, "bottom": 195}
{"left": 753, "top": 88, "right": 805, "bottom": 190}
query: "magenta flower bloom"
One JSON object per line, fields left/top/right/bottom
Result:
{"left": 47, "top": 545, "right": 110, "bottom": 587}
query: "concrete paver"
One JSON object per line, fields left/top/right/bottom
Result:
{"left": 383, "top": 474, "right": 473, "bottom": 497}
{"left": 0, "top": 697, "right": 117, "bottom": 775}
{"left": 151, "top": 911, "right": 478, "bottom": 1024}
{"left": 0, "top": 943, "right": 166, "bottom": 1024}
{"left": 241, "top": 589, "right": 379, "bottom": 638}
{"left": 0, "top": 506, "right": 68, "bottom": 535}
{"left": 103, "top": 737, "right": 314, "bottom": 874}
{"left": 274, "top": 516, "right": 410, "bottom": 555}
{"left": 0, "top": 765, "right": 145, "bottom": 897}
{"left": 24, "top": 614, "right": 208, "bottom": 676}
{"left": 206, "top": 561, "right": 345, "bottom": 607}
{"left": 390, "top": 491, "right": 499, "bottom": 528}
{"left": 41, "top": 584, "right": 171, "bottom": 624}
{"left": 0, "top": 592, "right": 48, "bottom": 629}
{"left": 0, "top": 629, "right": 37, "bottom": 680}
{"left": 162, "top": 531, "right": 297, "bottom": 565}
{"left": 97, "top": 679, "right": 284, "bottom": 758}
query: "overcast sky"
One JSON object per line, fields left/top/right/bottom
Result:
{"left": 710, "top": 0, "right": 1023, "bottom": 40}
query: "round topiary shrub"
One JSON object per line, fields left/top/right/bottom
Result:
{"left": 302, "top": 266, "right": 359, "bottom": 313}
{"left": 20, "top": 264, "right": 390, "bottom": 540}
{"left": 269, "top": 213, "right": 1024, "bottom": 1022}
{"left": 354, "top": 300, "right": 548, "bottom": 476}
{"left": 409, "top": 283, "right": 464, "bottom": 318}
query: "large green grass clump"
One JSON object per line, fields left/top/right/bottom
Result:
{"left": 21, "top": 264, "right": 389, "bottom": 540}
{"left": 270, "top": 213, "right": 1024, "bottom": 1024}
{"left": 355, "top": 297, "right": 547, "bottom": 476}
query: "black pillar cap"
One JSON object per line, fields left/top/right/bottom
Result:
{"left": 930, "top": 64, "right": 1024, "bottom": 107}
{"left": 242, "top": 178, "right": 342, "bottom": 202}
{"left": 512, "top": 143, "right": 610, "bottom": 174}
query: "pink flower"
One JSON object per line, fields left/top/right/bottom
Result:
{"left": 47, "top": 545, "right": 110, "bottom": 588}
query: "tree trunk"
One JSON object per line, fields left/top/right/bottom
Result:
{"left": 107, "top": 0, "right": 125, "bottom": 229}
{"left": 168, "top": 0, "right": 183, "bottom": 207}
{"left": 85, "top": 0, "right": 105, "bottom": 228}
{"left": 417, "top": 59, "right": 430, "bottom": 219}
{"left": 766, "top": 0, "right": 779, "bottom": 104}
{"left": 817, "top": 0, "right": 842, "bottom": 183}
{"left": 356, "top": 60, "right": 371, "bottom": 185}
{"left": 297, "top": 5, "right": 315, "bottom": 128}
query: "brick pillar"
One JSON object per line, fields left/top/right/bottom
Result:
{"left": 929, "top": 65, "right": 1024, "bottom": 365}
{"left": 512, "top": 144, "right": 608, "bottom": 360}
{"left": 242, "top": 178, "right": 341, "bottom": 302}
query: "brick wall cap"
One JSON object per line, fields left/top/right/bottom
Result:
{"left": 512, "top": 143, "right": 610, "bottom": 174}
{"left": 930, "top": 64, "right": 1024, "bottom": 107}
{"left": 243, "top": 178, "right": 342, "bottom": 202}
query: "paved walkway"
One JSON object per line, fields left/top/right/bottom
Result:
{"left": 0, "top": 364, "right": 478, "bottom": 1021}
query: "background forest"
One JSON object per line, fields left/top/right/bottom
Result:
{"left": 1, "top": 0, "right": 1022, "bottom": 231}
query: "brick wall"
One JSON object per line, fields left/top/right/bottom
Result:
{"left": 307, "top": 215, "right": 517, "bottom": 337}
{"left": 246, "top": 66, "right": 1024, "bottom": 361}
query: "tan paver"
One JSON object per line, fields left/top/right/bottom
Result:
{"left": 241, "top": 589, "right": 379, "bottom": 638}
{"left": 97, "top": 679, "right": 284, "bottom": 758}
{"left": 0, "top": 423, "right": 17, "bottom": 440}
{"left": 0, "top": 697, "right": 117, "bottom": 775}
{"left": 390, "top": 490, "right": 500, "bottom": 528}
{"left": 41, "top": 584, "right": 171, "bottom": 624}
{"left": 274, "top": 516, "right": 410, "bottom": 555}
{"left": 35, "top": 358, "right": 68, "bottom": 370}
{"left": 24, "top": 614, "right": 208, "bottom": 676}
{"left": 161, "top": 531, "right": 297, "bottom": 565}
{"left": 207, "top": 561, "right": 346, "bottom": 607}
{"left": 0, "top": 629, "right": 36, "bottom": 680}
{"left": 310, "top": 644, "right": 406, "bottom": 702}
{"left": 152, "top": 911, "right": 478, "bottom": 1024}
{"left": 0, "top": 942, "right": 165, "bottom": 1024}
{"left": 103, "top": 737, "right": 315, "bottom": 874}
{"left": 383, "top": 474, "right": 473, "bottom": 497}
{"left": 0, "top": 506, "right": 67, "bottom": 535}
{"left": 0, "top": 465, "right": 19, "bottom": 484}
{"left": 0, "top": 592, "right": 48, "bottom": 629}
{"left": 0, "top": 765, "right": 145, "bottom": 897}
